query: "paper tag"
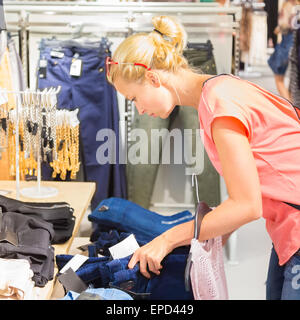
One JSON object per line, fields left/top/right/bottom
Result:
{"left": 50, "top": 50, "right": 64, "bottom": 59}
{"left": 70, "top": 59, "right": 82, "bottom": 77}
{"left": 60, "top": 254, "right": 88, "bottom": 274}
{"left": 58, "top": 268, "right": 88, "bottom": 294}
{"left": 39, "top": 59, "right": 47, "bottom": 68}
{"left": 39, "top": 59, "right": 47, "bottom": 79}
{"left": 109, "top": 234, "right": 140, "bottom": 260}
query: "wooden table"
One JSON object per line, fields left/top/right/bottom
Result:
{"left": 0, "top": 180, "right": 96, "bottom": 300}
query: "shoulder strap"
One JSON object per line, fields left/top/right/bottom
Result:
{"left": 284, "top": 202, "right": 300, "bottom": 210}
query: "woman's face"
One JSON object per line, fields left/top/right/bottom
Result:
{"left": 114, "top": 74, "right": 176, "bottom": 119}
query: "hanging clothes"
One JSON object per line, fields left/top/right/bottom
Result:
{"left": 264, "top": 0, "right": 279, "bottom": 47}
{"left": 0, "top": 47, "right": 15, "bottom": 180}
{"left": 7, "top": 36, "right": 26, "bottom": 92}
{"left": 239, "top": 5, "right": 253, "bottom": 56}
{"left": 0, "top": 32, "right": 25, "bottom": 180}
{"left": 126, "top": 41, "right": 220, "bottom": 209}
{"left": 289, "top": 29, "right": 300, "bottom": 107}
{"left": 248, "top": 11, "right": 268, "bottom": 65}
{"left": 0, "top": 0, "right": 6, "bottom": 32}
{"left": 37, "top": 37, "right": 127, "bottom": 210}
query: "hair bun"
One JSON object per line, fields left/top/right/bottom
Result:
{"left": 152, "top": 15, "right": 187, "bottom": 54}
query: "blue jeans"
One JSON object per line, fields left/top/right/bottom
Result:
{"left": 268, "top": 31, "right": 294, "bottom": 75}
{"left": 88, "top": 197, "right": 194, "bottom": 244}
{"left": 37, "top": 38, "right": 127, "bottom": 210}
{"left": 266, "top": 246, "right": 300, "bottom": 300}
{"left": 56, "top": 249, "right": 193, "bottom": 300}
{"left": 87, "top": 229, "right": 140, "bottom": 257}
{"left": 62, "top": 288, "right": 133, "bottom": 300}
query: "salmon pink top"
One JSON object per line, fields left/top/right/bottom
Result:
{"left": 198, "top": 74, "right": 300, "bottom": 265}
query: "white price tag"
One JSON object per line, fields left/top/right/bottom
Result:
{"left": 109, "top": 234, "right": 140, "bottom": 260}
{"left": 60, "top": 254, "right": 89, "bottom": 274}
{"left": 50, "top": 50, "right": 64, "bottom": 59}
{"left": 39, "top": 59, "right": 47, "bottom": 68}
{"left": 70, "top": 59, "right": 82, "bottom": 77}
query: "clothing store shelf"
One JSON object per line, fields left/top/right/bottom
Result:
{"left": 0, "top": 180, "right": 96, "bottom": 300}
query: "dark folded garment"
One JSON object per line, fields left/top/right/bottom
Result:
{"left": 0, "top": 211, "right": 55, "bottom": 287}
{"left": 0, "top": 195, "right": 76, "bottom": 244}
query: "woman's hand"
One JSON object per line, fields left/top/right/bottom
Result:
{"left": 274, "top": 26, "right": 281, "bottom": 35}
{"left": 127, "top": 234, "right": 173, "bottom": 279}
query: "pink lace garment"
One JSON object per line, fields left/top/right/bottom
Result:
{"left": 190, "top": 236, "right": 229, "bottom": 300}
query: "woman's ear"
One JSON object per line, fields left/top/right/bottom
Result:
{"left": 145, "top": 71, "right": 161, "bottom": 88}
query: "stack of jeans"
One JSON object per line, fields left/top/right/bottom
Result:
{"left": 37, "top": 37, "right": 127, "bottom": 210}
{"left": 88, "top": 197, "right": 194, "bottom": 244}
{"left": 0, "top": 194, "right": 75, "bottom": 244}
{"left": 56, "top": 249, "right": 193, "bottom": 300}
{"left": 126, "top": 40, "right": 220, "bottom": 209}
{"left": 56, "top": 197, "right": 196, "bottom": 300}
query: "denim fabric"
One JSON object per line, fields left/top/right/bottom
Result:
{"left": 56, "top": 249, "right": 193, "bottom": 300}
{"left": 37, "top": 38, "right": 127, "bottom": 210}
{"left": 266, "top": 246, "right": 300, "bottom": 300}
{"left": 62, "top": 288, "right": 133, "bottom": 300}
{"left": 56, "top": 255, "right": 111, "bottom": 288}
{"left": 88, "top": 197, "right": 194, "bottom": 244}
{"left": 268, "top": 31, "right": 294, "bottom": 75}
{"left": 126, "top": 43, "right": 220, "bottom": 209}
{"left": 87, "top": 229, "right": 137, "bottom": 257}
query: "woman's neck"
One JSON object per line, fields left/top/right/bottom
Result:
{"left": 165, "top": 69, "right": 214, "bottom": 110}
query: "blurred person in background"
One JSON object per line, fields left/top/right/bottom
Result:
{"left": 268, "top": 0, "right": 298, "bottom": 101}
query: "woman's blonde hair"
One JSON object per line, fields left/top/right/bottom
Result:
{"left": 107, "top": 15, "right": 189, "bottom": 84}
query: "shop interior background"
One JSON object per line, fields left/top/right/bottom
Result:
{"left": 0, "top": 0, "right": 292, "bottom": 299}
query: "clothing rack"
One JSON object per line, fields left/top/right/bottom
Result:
{"left": 0, "top": 0, "right": 6, "bottom": 31}
{"left": 3, "top": 0, "right": 242, "bottom": 166}
{"left": 3, "top": 1, "right": 242, "bottom": 264}
{"left": 233, "top": 0, "right": 266, "bottom": 78}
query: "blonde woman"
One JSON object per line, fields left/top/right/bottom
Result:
{"left": 106, "top": 16, "right": 300, "bottom": 300}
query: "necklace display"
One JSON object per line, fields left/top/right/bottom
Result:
{"left": 0, "top": 100, "right": 8, "bottom": 151}
{"left": 1, "top": 90, "right": 80, "bottom": 181}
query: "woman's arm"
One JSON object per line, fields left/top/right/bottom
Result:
{"left": 128, "top": 116, "right": 263, "bottom": 278}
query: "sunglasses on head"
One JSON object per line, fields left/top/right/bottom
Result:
{"left": 105, "top": 56, "right": 151, "bottom": 79}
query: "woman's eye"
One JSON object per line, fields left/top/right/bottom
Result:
{"left": 131, "top": 98, "right": 136, "bottom": 102}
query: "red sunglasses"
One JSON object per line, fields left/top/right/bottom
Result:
{"left": 105, "top": 56, "right": 151, "bottom": 78}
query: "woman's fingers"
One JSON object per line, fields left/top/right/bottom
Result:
{"left": 128, "top": 249, "right": 163, "bottom": 278}
{"left": 128, "top": 249, "right": 140, "bottom": 269}
{"left": 139, "top": 254, "right": 151, "bottom": 278}
{"left": 148, "top": 258, "right": 161, "bottom": 276}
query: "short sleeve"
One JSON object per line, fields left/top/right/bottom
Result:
{"left": 200, "top": 77, "right": 253, "bottom": 142}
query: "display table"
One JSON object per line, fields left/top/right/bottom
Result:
{"left": 0, "top": 180, "right": 96, "bottom": 300}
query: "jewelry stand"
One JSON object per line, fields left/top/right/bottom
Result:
{"left": 20, "top": 89, "right": 59, "bottom": 199}
{"left": 19, "top": 143, "right": 59, "bottom": 199}
{"left": 1, "top": 88, "right": 60, "bottom": 199}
